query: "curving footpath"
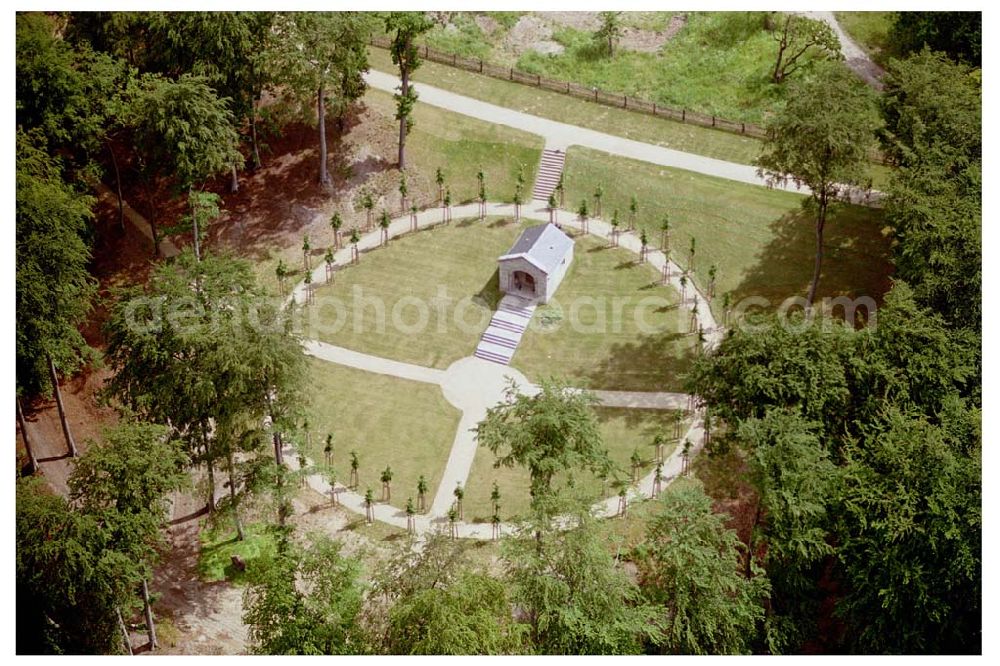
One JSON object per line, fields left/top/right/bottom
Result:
{"left": 288, "top": 198, "right": 717, "bottom": 538}
{"left": 364, "top": 70, "right": 883, "bottom": 207}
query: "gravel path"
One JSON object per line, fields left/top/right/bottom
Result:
{"left": 364, "top": 70, "right": 882, "bottom": 206}
{"left": 794, "top": 11, "right": 886, "bottom": 89}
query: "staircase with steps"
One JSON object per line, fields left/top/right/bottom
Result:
{"left": 531, "top": 148, "right": 566, "bottom": 203}
{"left": 474, "top": 294, "right": 538, "bottom": 365}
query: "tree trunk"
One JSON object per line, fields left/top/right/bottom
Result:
{"left": 318, "top": 83, "right": 329, "bottom": 185}
{"left": 47, "top": 355, "right": 77, "bottom": 457}
{"left": 144, "top": 183, "right": 161, "bottom": 259}
{"left": 141, "top": 578, "right": 157, "bottom": 651}
{"left": 16, "top": 397, "right": 38, "bottom": 473}
{"left": 772, "top": 18, "right": 790, "bottom": 84}
{"left": 229, "top": 164, "right": 239, "bottom": 194}
{"left": 189, "top": 187, "right": 201, "bottom": 262}
{"left": 806, "top": 192, "right": 827, "bottom": 306}
{"left": 227, "top": 450, "right": 245, "bottom": 541}
{"left": 105, "top": 137, "right": 125, "bottom": 233}
{"left": 398, "top": 60, "right": 410, "bottom": 170}
{"left": 117, "top": 607, "right": 133, "bottom": 655}
{"left": 201, "top": 420, "right": 216, "bottom": 512}
{"left": 250, "top": 103, "right": 262, "bottom": 170}
{"left": 265, "top": 389, "right": 284, "bottom": 466}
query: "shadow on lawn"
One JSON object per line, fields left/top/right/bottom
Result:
{"left": 728, "top": 204, "right": 892, "bottom": 314}
{"left": 584, "top": 327, "right": 697, "bottom": 398}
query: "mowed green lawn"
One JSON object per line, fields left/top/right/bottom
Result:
{"left": 562, "top": 147, "right": 893, "bottom": 319}
{"left": 309, "top": 217, "right": 532, "bottom": 368}
{"left": 303, "top": 358, "right": 460, "bottom": 510}
{"left": 512, "top": 230, "right": 692, "bottom": 392}
{"left": 363, "top": 88, "right": 542, "bottom": 206}
{"left": 462, "top": 406, "right": 683, "bottom": 523}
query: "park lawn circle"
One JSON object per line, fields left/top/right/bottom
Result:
{"left": 303, "top": 357, "right": 461, "bottom": 512}
{"left": 309, "top": 216, "right": 690, "bottom": 391}
{"left": 461, "top": 406, "right": 686, "bottom": 523}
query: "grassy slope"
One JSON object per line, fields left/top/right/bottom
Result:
{"left": 308, "top": 216, "right": 527, "bottom": 368}
{"left": 462, "top": 406, "right": 683, "bottom": 522}
{"left": 303, "top": 358, "right": 461, "bottom": 510}
{"left": 368, "top": 46, "right": 763, "bottom": 164}
{"left": 518, "top": 12, "right": 791, "bottom": 125}
{"left": 561, "top": 147, "right": 893, "bottom": 318}
{"left": 512, "top": 230, "right": 692, "bottom": 392}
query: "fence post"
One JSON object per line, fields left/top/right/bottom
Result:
{"left": 741, "top": 122, "right": 745, "bottom": 134}
{"left": 510, "top": 67, "right": 513, "bottom": 80}
{"left": 624, "top": 95, "right": 628, "bottom": 109}
{"left": 653, "top": 102, "right": 656, "bottom": 114}
{"left": 537, "top": 74, "right": 541, "bottom": 86}
{"left": 424, "top": 45, "right": 428, "bottom": 57}
{"left": 712, "top": 115, "right": 716, "bottom": 127}
{"left": 479, "top": 58, "right": 483, "bottom": 73}
{"left": 453, "top": 53, "right": 457, "bottom": 66}
{"left": 594, "top": 88, "right": 598, "bottom": 102}
{"left": 566, "top": 82, "right": 570, "bottom": 93}
{"left": 682, "top": 109, "right": 686, "bottom": 122}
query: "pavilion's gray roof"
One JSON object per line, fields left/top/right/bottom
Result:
{"left": 498, "top": 223, "right": 574, "bottom": 274}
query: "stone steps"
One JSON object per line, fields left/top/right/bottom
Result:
{"left": 474, "top": 294, "right": 537, "bottom": 365}
{"left": 531, "top": 148, "right": 566, "bottom": 202}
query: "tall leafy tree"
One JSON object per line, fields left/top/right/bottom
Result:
{"left": 16, "top": 477, "right": 139, "bottom": 654}
{"left": 243, "top": 535, "right": 365, "bottom": 654}
{"left": 756, "top": 62, "right": 880, "bottom": 305}
{"left": 476, "top": 379, "right": 614, "bottom": 520}
{"left": 272, "top": 12, "right": 371, "bottom": 185}
{"left": 737, "top": 410, "right": 839, "bottom": 652}
{"left": 880, "top": 50, "right": 981, "bottom": 331}
{"left": 15, "top": 130, "right": 97, "bottom": 454}
{"left": 835, "top": 409, "right": 980, "bottom": 653}
{"left": 69, "top": 420, "right": 189, "bottom": 650}
{"left": 635, "top": 480, "right": 768, "bottom": 655}
{"left": 385, "top": 572, "right": 525, "bottom": 654}
{"left": 104, "top": 251, "right": 305, "bottom": 511}
{"left": 130, "top": 73, "right": 243, "bottom": 258}
{"left": 152, "top": 12, "right": 277, "bottom": 188}
{"left": 384, "top": 11, "right": 433, "bottom": 170}
{"left": 503, "top": 508, "right": 657, "bottom": 654}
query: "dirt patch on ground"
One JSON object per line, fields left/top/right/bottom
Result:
{"left": 148, "top": 491, "right": 247, "bottom": 655}
{"left": 538, "top": 11, "right": 601, "bottom": 32}
{"left": 502, "top": 15, "right": 564, "bottom": 57}
{"left": 620, "top": 14, "right": 687, "bottom": 53}
{"left": 499, "top": 12, "right": 686, "bottom": 57}
{"left": 474, "top": 14, "right": 501, "bottom": 36}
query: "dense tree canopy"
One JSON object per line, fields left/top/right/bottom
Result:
{"left": 636, "top": 480, "right": 768, "bottom": 654}
{"left": 889, "top": 11, "right": 981, "bottom": 66}
{"left": 880, "top": 49, "right": 981, "bottom": 332}
{"left": 243, "top": 536, "right": 365, "bottom": 654}
{"left": 15, "top": 130, "right": 97, "bottom": 396}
